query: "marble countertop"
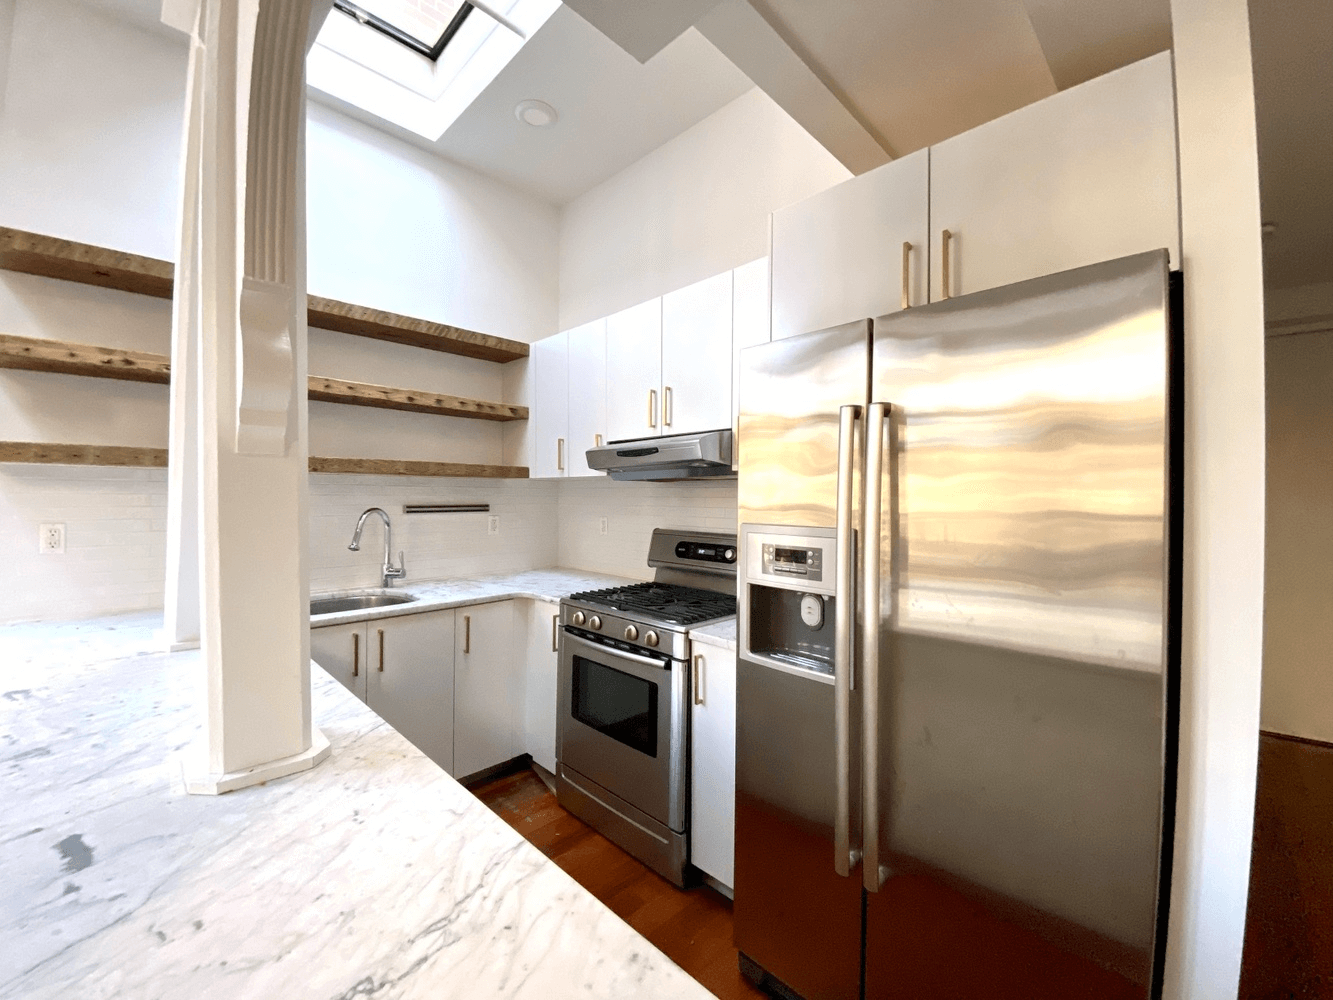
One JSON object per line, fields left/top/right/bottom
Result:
{"left": 689, "top": 618, "right": 737, "bottom": 650}
{"left": 0, "top": 611, "right": 712, "bottom": 1000}
{"left": 310, "top": 568, "right": 639, "bottom": 628}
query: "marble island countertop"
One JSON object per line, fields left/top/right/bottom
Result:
{"left": 310, "top": 568, "right": 640, "bottom": 628}
{"left": 0, "top": 611, "right": 713, "bottom": 1000}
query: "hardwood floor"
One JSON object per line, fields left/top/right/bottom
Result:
{"left": 1240, "top": 732, "right": 1333, "bottom": 999}
{"left": 471, "top": 768, "right": 765, "bottom": 1000}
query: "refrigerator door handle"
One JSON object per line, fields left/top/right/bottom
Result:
{"left": 834, "top": 403, "right": 862, "bottom": 878}
{"left": 861, "top": 401, "right": 888, "bottom": 892}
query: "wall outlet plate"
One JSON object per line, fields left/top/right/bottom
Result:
{"left": 488, "top": 515, "right": 500, "bottom": 535}
{"left": 39, "top": 523, "right": 65, "bottom": 554}
{"left": 599, "top": 516, "right": 608, "bottom": 535}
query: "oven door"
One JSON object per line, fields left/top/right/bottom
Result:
{"left": 558, "top": 627, "right": 687, "bottom": 832}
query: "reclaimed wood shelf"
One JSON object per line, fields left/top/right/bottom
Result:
{"left": 0, "top": 442, "right": 529, "bottom": 479}
{"left": 0, "top": 335, "right": 527, "bottom": 422}
{"left": 0, "top": 226, "right": 528, "bottom": 364}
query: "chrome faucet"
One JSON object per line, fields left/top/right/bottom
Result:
{"left": 348, "top": 507, "right": 406, "bottom": 589}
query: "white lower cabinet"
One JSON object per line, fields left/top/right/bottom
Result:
{"left": 310, "top": 621, "right": 369, "bottom": 702}
{"left": 453, "top": 600, "right": 521, "bottom": 779}
{"left": 689, "top": 639, "right": 737, "bottom": 889}
{"left": 523, "top": 599, "right": 561, "bottom": 772}
{"left": 367, "top": 612, "right": 455, "bottom": 775}
{"left": 312, "top": 611, "right": 455, "bottom": 773}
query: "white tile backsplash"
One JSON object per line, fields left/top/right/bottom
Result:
{"left": 0, "top": 467, "right": 737, "bottom": 622}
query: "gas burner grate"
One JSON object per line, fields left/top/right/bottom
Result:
{"left": 568, "top": 582, "right": 736, "bottom": 626}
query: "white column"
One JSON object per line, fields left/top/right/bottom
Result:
{"left": 1164, "top": 1, "right": 1267, "bottom": 996}
{"left": 165, "top": 0, "right": 328, "bottom": 794}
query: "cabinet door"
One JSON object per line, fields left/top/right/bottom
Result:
{"left": 662, "top": 271, "right": 733, "bottom": 436}
{"left": 605, "top": 298, "right": 663, "bottom": 442}
{"left": 731, "top": 258, "right": 770, "bottom": 468}
{"left": 530, "top": 332, "right": 569, "bottom": 478}
{"left": 311, "top": 622, "right": 367, "bottom": 702}
{"left": 771, "top": 148, "right": 929, "bottom": 341}
{"left": 690, "top": 642, "right": 737, "bottom": 888}
{"left": 929, "top": 52, "right": 1178, "bottom": 301}
{"left": 367, "top": 612, "right": 455, "bottom": 774}
{"left": 454, "top": 601, "right": 520, "bottom": 778}
{"left": 523, "top": 599, "right": 561, "bottom": 772}
{"left": 566, "top": 318, "right": 608, "bottom": 477}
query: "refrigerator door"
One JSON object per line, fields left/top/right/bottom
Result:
{"left": 863, "top": 251, "right": 1174, "bottom": 999}
{"left": 734, "top": 322, "right": 869, "bottom": 1000}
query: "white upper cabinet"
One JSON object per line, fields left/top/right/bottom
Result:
{"left": 771, "top": 149, "right": 930, "bottom": 340}
{"left": 731, "top": 257, "right": 770, "bottom": 465}
{"left": 530, "top": 332, "right": 569, "bottom": 478}
{"left": 605, "top": 298, "right": 663, "bottom": 443}
{"left": 566, "top": 318, "right": 607, "bottom": 477}
{"left": 929, "top": 52, "right": 1179, "bottom": 301}
{"left": 662, "top": 271, "right": 733, "bottom": 436}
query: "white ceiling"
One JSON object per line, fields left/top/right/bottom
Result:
{"left": 431, "top": 7, "right": 753, "bottom": 205}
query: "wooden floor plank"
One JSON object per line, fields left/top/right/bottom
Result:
{"left": 471, "top": 768, "right": 765, "bottom": 1000}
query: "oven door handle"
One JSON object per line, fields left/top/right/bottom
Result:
{"left": 561, "top": 628, "right": 675, "bottom": 678}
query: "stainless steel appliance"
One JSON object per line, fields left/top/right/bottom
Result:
{"left": 585, "top": 429, "right": 734, "bottom": 481}
{"left": 735, "top": 251, "right": 1179, "bottom": 1000}
{"left": 556, "top": 529, "right": 738, "bottom": 887}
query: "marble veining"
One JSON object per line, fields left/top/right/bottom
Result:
{"left": 310, "top": 568, "right": 640, "bottom": 628}
{"left": 0, "top": 612, "right": 710, "bottom": 1000}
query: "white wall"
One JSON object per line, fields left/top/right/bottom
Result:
{"left": 556, "top": 477, "right": 737, "bottom": 580}
{"left": 558, "top": 86, "right": 849, "bottom": 329}
{"left": 1261, "top": 281, "right": 1333, "bottom": 744}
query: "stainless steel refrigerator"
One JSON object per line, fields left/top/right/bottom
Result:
{"left": 734, "top": 250, "right": 1178, "bottom": 1000}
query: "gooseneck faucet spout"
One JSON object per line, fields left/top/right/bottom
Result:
{"left": 349, "top": 507, "right": 406, "bottom": 589}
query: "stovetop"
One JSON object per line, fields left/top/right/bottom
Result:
{"left": 566, "top": 582, "right": 737, "bottom": 628}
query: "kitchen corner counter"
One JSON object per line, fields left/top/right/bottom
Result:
{"left": 0, "top": 612, "right": 711, "bottom": 1000}
{"left": 310, "top": 568, "right": 640, "bottom": 627}
{"left": 689, "top": 618, "right": 737, "bottom": 651}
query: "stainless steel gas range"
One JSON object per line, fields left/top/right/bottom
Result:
{"left": 556, "top": 528, "right": 737, "bottom": 887}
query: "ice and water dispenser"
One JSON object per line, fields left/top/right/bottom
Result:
{"left": 739, "top": 525, "right": 840, "bottom": 681}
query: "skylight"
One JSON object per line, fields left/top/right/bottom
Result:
{"left": 332, "top": 0, "right": 474, "bottom": 62}
{"left": 308, "top": 0, "right": 560, "bottom": 142}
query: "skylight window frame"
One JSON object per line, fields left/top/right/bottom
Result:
{"left": 332, "top": 0, "right": 476, "bottom": 62}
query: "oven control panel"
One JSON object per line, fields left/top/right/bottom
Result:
{"left": 674, "top": 540, "right": 737, "bottom": 564}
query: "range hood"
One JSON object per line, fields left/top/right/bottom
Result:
{"left": 586, "top": 430, "right": 734, "bottom": 481}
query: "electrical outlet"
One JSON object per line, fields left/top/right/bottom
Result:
{"left": 599, "top": 516, "right": 608, "bottom": 536}
{"left": 39, "top": 523, "right": 65, "bottom": 554}
{"left": 488, "top": 515, "right": 500, "bottom": 536}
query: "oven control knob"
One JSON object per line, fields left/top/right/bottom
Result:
{"left": 624, "top": 625, "right": 639, "bottom": 642}
{"left": 588, "top": 615, "right": 602, "bottom": 631}
{"left": 571, "top": 611, "right": 586, "bottom": 626}
{"left": 724, "top": 548, "right": 735, "bottom": 561}
{"left": 644, "top": 630, "right": 659, "bottom": 648}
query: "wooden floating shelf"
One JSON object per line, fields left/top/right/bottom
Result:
{"left": 0, "top": 442, "right": 529, "bottom": 479}
{"left": 0, "top": 335, "right": 526, "bottom": 422}
{"left": 0, "top": 226, "right": 528, "bottom": 364}
{"left": 308, "top": 457, "right": 528, "bottom": 479}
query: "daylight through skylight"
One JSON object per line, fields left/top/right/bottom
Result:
{"left": 333, "top": 0, "right": 474, "bottom": 60}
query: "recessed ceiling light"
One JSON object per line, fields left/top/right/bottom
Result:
{"left": 515, "top": 99, "right": 558, "bottom": 128}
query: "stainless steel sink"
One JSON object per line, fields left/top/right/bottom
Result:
{"left": 310, "top": 593, "right": 416, "bottom": 617}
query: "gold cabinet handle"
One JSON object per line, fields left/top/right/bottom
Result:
{"left": 693, "top": 654, "right": 705, "bottom": 706}
{"left": 463, "top": 614, "right": 471, "bottom": 655}
{"left": 377, "top": 628, "right": 384, "bottom": 672}
{"left": 594, "top": 433, "right": 603, "bottom": 447}
{"left": 648, "top": 389, "right": 658, "bottom": 428}
{"left": 352, "top": 632, "right": 359, "bottom": 677}
{"left": 557, "top": 437, "right": 565, "bottom": 472}
{"left": 552, "top": 613, "right": 559, "bottom": 652}
{"left": 664, "top": 386, "right": 673, "bottom": 427}
{"left": 901, "top": 241, "right": 913, "bottom": 310}
{"left": 941, "top": 229, "right": 953, "bottom": 300}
